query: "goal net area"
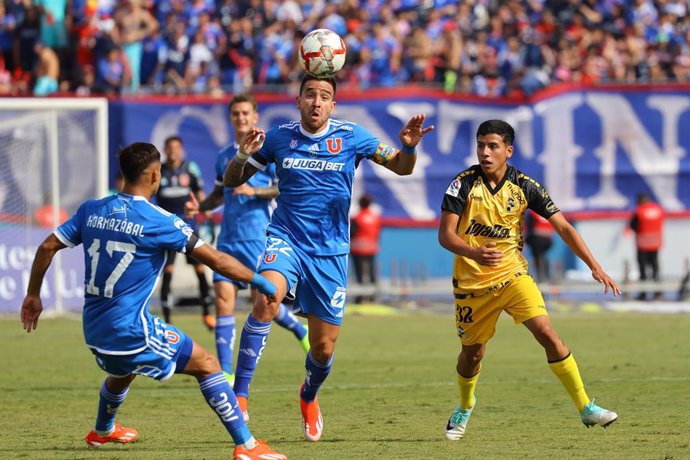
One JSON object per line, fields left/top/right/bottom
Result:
{"left": 0, "top": 98, "right": 108, "bottom": 317}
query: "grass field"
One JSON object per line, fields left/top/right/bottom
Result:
{"left": 1, "top": 311, "right": 689, "bottom": 459}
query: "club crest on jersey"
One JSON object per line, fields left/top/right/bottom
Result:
{"left": 290, "top": 139, "right": 298, "bottom": 149}
{"left": 179, "top": 173, "right": 190, "bottom": 187}
{"left": 326, "top": 138, "right": 342, "bottom": 154}
{"left": 446, "top": 179, "right": 461, "bottom": 197}
{"left": 165, "top": 330, "right": 180, "bottom": 344}
{"left": 264, "top": 253, "right": 277, "bottom": 264}
{"left": 506, "top": 197, "right": 516, "bottom": 212}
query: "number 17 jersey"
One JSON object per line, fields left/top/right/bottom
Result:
{"left": 55, "top": 193, "right": 197, "bottom": 355}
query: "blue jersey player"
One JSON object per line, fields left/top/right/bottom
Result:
{"left": 156, "top": 136, "right": 212, "bottom": 327}
{"left": 184, "top": 94, "right": 309, "bottom": 402}
{"left": 20, "top": 142, "right": 286, "bottom": 460}
{"left": 224, "top": 74, "right": 434, "bottom": 441}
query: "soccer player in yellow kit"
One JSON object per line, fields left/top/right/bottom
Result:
{"left": 438, "top": 119, "right": 620, "bottom": 440}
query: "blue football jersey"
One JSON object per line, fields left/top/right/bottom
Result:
{"left": 54, "top": 193, "right": 198, "bottom": 354}
{"left": 248, "top": 119, "right": 381, "bottom": 256}
{"left": 215, "top": 143, "right": 276, "bottom": 246}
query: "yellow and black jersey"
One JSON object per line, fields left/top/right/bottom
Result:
{"left": 441, "top": 165, "right": 559, "bottom": 294}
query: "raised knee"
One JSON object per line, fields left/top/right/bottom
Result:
{"left": 252, "top": 300, "right": 279, "bottom": 322}
{"left": 197, "top": 351, "right": 221, "bottom": 376}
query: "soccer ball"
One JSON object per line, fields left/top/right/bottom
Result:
{"left": 298, "top": 29, "right": 347, "bottom": 77}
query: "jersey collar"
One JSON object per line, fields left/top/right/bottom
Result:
{"left": 299, "top": 119, "right": 331, "bottom": 139}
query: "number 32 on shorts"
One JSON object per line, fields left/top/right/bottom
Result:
{"left": 455, "top": 305, "right": 474, "bottom": 338}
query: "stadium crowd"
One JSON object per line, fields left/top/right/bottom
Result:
{"left": 1, "top": 0, "right": 689, "bottom": 98}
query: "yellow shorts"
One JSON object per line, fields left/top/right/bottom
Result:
{"left": 454, "top": 274, "right": 547, "bottom": 345}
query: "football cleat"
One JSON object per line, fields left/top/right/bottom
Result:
{"left": 85, "top": 423, "right": 139, "bottom": 447}
{"left": 237, "top": 395, "right": 250, "bottom": 422}
{"left": 580, "top": 400, "right": 618, "bottom": 428}
{"left": 203, "top": 314, "right": 216, "bottom": 331}
{"left": 233, "top": 439, "right": 287, "bottom": 460}
{"left": 445, "top": 396, "right": 476, "bottom": 441}
{"left": 299, "top": 384, "right": 323, "bottom": 442}
{"left": 223, "top": 371, "right": 235, "bottom": 386}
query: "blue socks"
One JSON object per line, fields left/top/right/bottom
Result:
{"left": 233, "top": 315, "right": 271, "bottom": 397}
{"left": 199, "top": 372, "right": 252, "bottom": 445}
{"left": 274, "top": 303, "right": 308, "bottom": 340}
{"left": 215, "top": 315, "right": 236, "bottom": 375}
{"left": 95, "top": 380, "right": 129, "bottom": 433}
{"left": 300, "top": 351, "right": 333, "bottom": 402}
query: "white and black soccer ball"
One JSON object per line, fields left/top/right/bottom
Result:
{"left": 298, "top": 29, "right": 347, "bottom": 77}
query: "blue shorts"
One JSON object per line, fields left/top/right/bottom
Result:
{"left": 256, "top": 236, "right": 348, "bottom": 325}
{"left": 214, "top": 239, "right": 263, "bottom": 288}
{"left": 91, "top": 317, "right": 193, "bottom": 381}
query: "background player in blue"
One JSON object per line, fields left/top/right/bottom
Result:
{"left": 184, "top": 94, "right": 309, "bottom": 398}
{"left": 156, "top": 136, "right": 213, "bottom": 327}
{"left": 224, "top": 74, "right": 434, "bottom": 441}
{"left": 19, "top": 142, "right": 286, "bottom": 460}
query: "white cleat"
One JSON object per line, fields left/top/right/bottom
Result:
{"left": 581, "top": 400, "right": 618, "bottom": 428}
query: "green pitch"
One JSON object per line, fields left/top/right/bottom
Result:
{"left": 1, "top": 311, "right": 689, "bottom": 459}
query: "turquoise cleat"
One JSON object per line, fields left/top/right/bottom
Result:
{"left": 445, "top": 396, "right": 476, "bottom": 440}
{"left": 580, "top": 400, "right": 618, "bottom": 428}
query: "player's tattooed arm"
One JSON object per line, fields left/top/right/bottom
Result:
{"left": 224, "top": 127, "right": 263, "bottom": 187}
{"left": 232, "top": 184, "right": 280, "bottom": 200}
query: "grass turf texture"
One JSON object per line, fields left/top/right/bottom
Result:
{"left": 1, "top": 312, "right": 689, "bottom": 459}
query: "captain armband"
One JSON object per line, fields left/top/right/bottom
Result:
{"left": 185, "top": 233, "right": 200, "bottom": 254}
{"left": 372, "top": 143, "right": 396, "bottom": 165}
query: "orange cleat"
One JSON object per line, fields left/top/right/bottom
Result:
{"left": 299, "top": 384, "right": 323, "bottom": 442}
{"left": 203, "top": 314, "right": 216, "bottom": 331}
{"left": 233, "top": 439, "right": 287, "bottom": 460}
{"left": 236, "top": 395, "right": 250, "bottom": 422}
{"left": 85, "top": 423, "right": 139, "bottom": 447}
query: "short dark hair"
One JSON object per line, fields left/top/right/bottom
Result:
{"left": 477, "top": 120, "right": 515, "bottom": 146}
{"left": 229, "top": 93, "right": 258, "bottom": 112}
{"left": 118, "top": 142, "right": 161, "bottom": 183}
{"left": 299, "top": 74, "right": 337, "bottom": 97}
{"left": 359, "top": 194, "right": 373, "bottom": 208}
{"left": 164, "top": 136, "right": 183, "bottom": 148}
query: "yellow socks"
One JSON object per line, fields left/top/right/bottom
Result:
{"left": 456, "top": 367, "right": 481, "bottom": 410}
{"left": 548, "top": 353, "right": 589, "bottom": 412}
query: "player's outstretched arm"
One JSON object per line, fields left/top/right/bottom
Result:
{"left": 224, "top": 127, "right": 263, "bottom": 187}
{"left": 21, "top": 234, "right": 67, "bottom": 332}
{"left": 384, "top": 114, "right": 434, "bottom": 176}
{"left": 549, "top": 212, "right": 622, "bottom": 296}
{"left": 189, "top": 243, "right": 276, "bottom": 299}
{"left": 185, "top": 185, "right": 225, "bottom": 218}
{"left": 438, "top": 211, "right": 504, "bottom": 266}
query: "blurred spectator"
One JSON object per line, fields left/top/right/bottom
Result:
{"left": 112, "top": 0, "right": 158, "bottom": 94}
{"left": 3, "top": 0, "right": 690, "bottom": 96}
{"left": 350, "top": 194, "right": 382, "bottom": 304}
{"left": 96, "top": 45, "right": 129, "bottom": 95}
{"left": 33, "top": 41, "right": 59, "bottom": 96}
{"left": 0, "top": 2, "right": 16, "bottom": 74}
{"left": 629, "top": 193, "right": 665, "bottom": 301}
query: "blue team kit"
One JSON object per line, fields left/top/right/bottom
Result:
{"left": 55, "top": 194, "right": 196, "bottom": 379}
{"left": 245, "top": 119, "right": 384, "bottom": 324}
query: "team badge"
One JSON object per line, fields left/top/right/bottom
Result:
{"left": 264, "top": 253, "right": 277, "bottom": 263}
{"left": 506, "top": 197, "right": 516, "bottom": 212}
{"left": 326, "top": 138, "right": 342, "bottom": 154}
{"left": 445, "top": 179, "right": 461, "bottom": 197}
{"left": 290, "top": 139, "right": 298, "bottom": 149}
{"left": 179, "top": 173, "right": 190, "bottom": 187}
{"left": 165, "top": 330, "right": 180, "bottom": 344}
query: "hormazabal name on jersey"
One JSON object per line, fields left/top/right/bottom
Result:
{"left": 86, "top": 215, "right": 146, "bottom": 237}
